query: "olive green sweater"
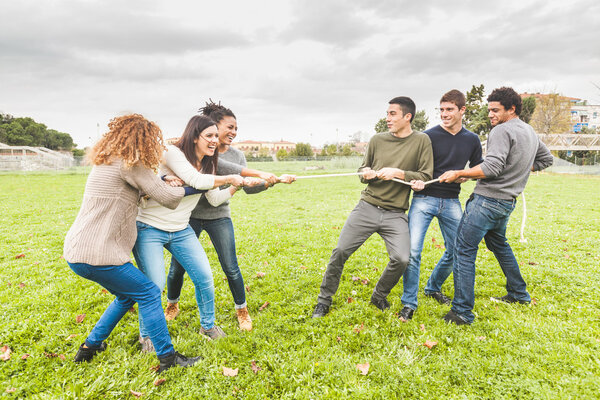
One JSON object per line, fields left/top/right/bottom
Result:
{"left": 359, "top": 131, "right": 433, "bottom": 211}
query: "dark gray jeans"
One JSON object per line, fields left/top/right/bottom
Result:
{"left": 317, "top": 200, "right": 410, "bottom": 306}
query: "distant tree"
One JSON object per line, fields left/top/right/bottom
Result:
{"left": 72, "top": 148, "right": 86, "bottom": 157}
{"left": 464, "top": 84, "right": 491, "bottom": 136}
{"left": 341, "top": 143, "right": 353, "bottom": 156}
{"left": 0, "top": 115, "right": 75, "bottom": 150}
{"left": 521, "top": 96, "right": 537, "bottom": 124}
{"left": 291, "top": 142, "right": 314, "bottom": 157}
{"left": 374, "top": 118, "right": 387, "bottom": 133}
{"left": 276, "top": 148, "right": 288, "bottom": 160}
{"left": 325, "top": 144, "right": 338, "bottom": 156}
{"left": 411, "top": 110, "right": 429, "bottom": 131}
{"left": 349, "top": 130, "right": 370, "bottom": 143}
{"left": 530, "top": 93, "right": 572, "bottom": 134}
{"left": 257, "top": 147, "right": 270, "bottom": 158}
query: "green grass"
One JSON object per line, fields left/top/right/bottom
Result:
{"left": 1, "top": 163, "right": 599, "bottom": 399}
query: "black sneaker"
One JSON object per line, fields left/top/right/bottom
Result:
{"left": 443, "top": 310, "right": 470, "bottom": 325}
{"left": 490, "top": 295, "right": 530, "bottom": 305}
{"left": 311, "top": 303, "right": 330, "bottom": 318}
{"left": 398, "top": 306, "right": 414, "bottom": 322}
{"left": 158, "top": 351, "right": 202, "bottom": 373}
{"left": 370, "top": 295, "right": 390, "bottom": 311}
{"left": 425, "top": 291, "right": 452, "bottom": 305}
{"left": 74, "top": 342, "right": 107, "bottom": 362}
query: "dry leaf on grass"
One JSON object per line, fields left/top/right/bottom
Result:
{"left": 130, "top": 389, "right": 143, "bottom": 397}
{"left": 21, "top": 354, "right": 30, "bottom": 360}
{"left": 153, "top": 378, "right": 166, "bottom": 386}
{"left": 251, "top": 360, "right": 261, "bottom": 374}
{"left": 360, "top": 279, "right": 369, "bottom": 286}
{"left": 6, "top": 388, "right": 16, "bottom": 393}
{"left": 1, "top": 346, "right": 12, "bottom": 361}
{"left": 419, "top": 324, "right": 426, "bottom": 331}
{"left": 76, "top": 314, "right": 86, "bottom": 323}
{"left": 422, "top": 340, "right": 438, "bottom": 349}
{"left": 15, "top": 253, "right": 25, "bottom": 259}
{"left": 256, "top": 272, "right": 266, "bottom": 278}
{"left": 353, "top": 323, "right": 364, "bottom": 334}
{"left": 65, "top": 334, "right": 79, "bottom": 341}
{"left": 223, "top": 366, "right": 238, "bottom": 377}
{"left": 356, "top": 362, "right": 370, "bottom": 375}
{"left": 259, "top": 301, "right": 270, "bottom": 311}
{"left": 18, "top": 283, "right": 26, "bottom": 288}
{"left": 347, "top": 297, "right": 354, "bottom": 303}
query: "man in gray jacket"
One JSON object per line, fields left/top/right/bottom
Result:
{"left": 438, "top": 86, "right": 553, "bottom": 325}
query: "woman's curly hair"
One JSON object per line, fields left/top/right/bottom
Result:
{"left": 198, "top": 99, "right": 236, "bottom": 124}
{"left": 88, "top": 114, "right": 165, "bottom": 171}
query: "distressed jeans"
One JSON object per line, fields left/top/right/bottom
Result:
{"left": 401, "top": 194, "right": 462, "bottom": 310}
{"left": 452, "top": 193, "right": 530, "bottom": 323}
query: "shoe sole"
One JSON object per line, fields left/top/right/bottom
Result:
{"left": 490, "top": 297, "right": 530, "bottom": 305}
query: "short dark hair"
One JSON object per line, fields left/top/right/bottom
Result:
{"left": 199, "top": 99, "right": 236, "bottom": 124}
{"left": 440, "top": 89, "right": 466, "bottom": 109}
{"left": 175, "top": 115, "right": 218, "bottom": 174}
{"left": 487, "top": 87, "right": 522, "bottom": 116}
{"left": 389, "top": 96, "right": 416, "bottom": 122}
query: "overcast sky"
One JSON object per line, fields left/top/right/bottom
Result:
{"left": 1, "top": 0, "right": 599, "bottom": 148}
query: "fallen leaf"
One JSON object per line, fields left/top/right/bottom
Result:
{"left": 419, "top": 324, "right": 425, "bottom": 331}
{"left": 356, "top": 362, "right": 370, "bottom": 375}
{"left": 18, "top": 283, "right": 26, "bottom": 288}
{"left": 33, "top": 261, "right": 40, "bottom": 265}
{"left": 6, "top": 282, "right": 11, "bottom": 286}
{"left": 351, "top": 276, "right": 360, "bottom": 282}
{"left": 6, "top": 388, "right": 16, "bottom": 393}
{"left": 1, "top": 346, "right": 12, "bottom": 361}
{"left": 353, "top": 323, "right": 364, "bottom": 334}
{"left": 130, "top": 389, "right": 143, "bottom": 397}
{"left": 336, "top": 336, "right": 342, "bottom": 342}
{"left": 251, "top": 360, "right": 261, "bottom": 374}
{"left": 21, "top": 354, "right": 30, "bottom": 360}
{"left": 360, "top": 278, "right": 369, "bottom": 285}
{"left": 431, "top": 237, "right": 436, "bottom": 243}
{"left": 222, "top": 366, "right": 238, "bottom": 377}
{"left": 256, "top": 272, "right": 266, "bottom": 278}
{"left": 59, "top": 354, "right": 66, "bottom": 360}
{"left": 434, "top": 244, "right": 443, "bottom": 249}
{"left": 128, "top": 307, "right": 136, "bottom": 314}
{"left": 15, "top": 253, "right": 25, "bottom": 259}
{"left": 477, "top": 336, "right": 486, "bottom": 341}
{"left": 76, "top": 314, "right": 86, "bottom": 323}
{"left": 149, "top": 364, "right": 160, "bottom": 372}
{"left": 65, "top": 334, "right": 79, "bottom": 341}
{"left": 347, "top": 297, "right": 354, "bottom": 303}
{"left": 531, "top": 298, "right": 538, "bottom": 306}
{"left": 372, "top": 267, "right": 378, "bottom": 272}
{"left": 153, "top": 378, "right": 166, "bottom": 386}
{"left": 299, "top": 265, "right": 308, "bottom": 270}
{"left": 528, "top": 261, "right": 538, "bottom": 265}
{"left": 423, "top": 340, "right": 438, "bottom": 349}
{"left": 44, "top": 352, "right": 59, "bottom": 358}
{"left": 259, "top": 301, "right": 269, "bottom": 311}
{"left": 245, "top": 285, "right": 251, "bottom": 293}
{"left": 100, "top": 289, "right": 108, "bottom": 294}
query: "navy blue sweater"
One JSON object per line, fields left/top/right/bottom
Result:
{"left": 419, "top": 125, "right": 483, "bottom": 198}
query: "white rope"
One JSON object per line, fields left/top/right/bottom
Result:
{"left": 289, "top": 172, "right": 439, "bottom": 187}
{"left": 519, "top": 191, "right": 527, "bottom": 243}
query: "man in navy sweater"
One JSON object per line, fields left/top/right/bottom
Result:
{"left": 399, "top": 89, "right": 483, "bottom": 322}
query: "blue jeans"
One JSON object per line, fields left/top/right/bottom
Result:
{"left": 132, "top": 222, "right": 215, "bottom": 335}
{"left": 401, "top": 195, "right": 462, "bottom": 310}
{"left": 452, "top": 193, "right": 531, "bottom": 323}
{"left": 167, "top": 217, "right": 246, "bottom": 308}
{"left": 67, "top": 261, "right": 174, "bottom": 357}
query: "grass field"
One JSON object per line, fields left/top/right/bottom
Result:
{"left": 1, "top": 161, "right": 599, "bottom": 399}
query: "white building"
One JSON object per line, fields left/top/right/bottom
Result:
{"left": 571, "top": 104, "right": 600, "bottom": 132}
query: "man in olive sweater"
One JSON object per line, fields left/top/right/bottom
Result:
{"left": 439, "top": 87, "right": 553, "bottom": 325}
{"left": 312, "top": 96, "right": 433, "bottom": 317}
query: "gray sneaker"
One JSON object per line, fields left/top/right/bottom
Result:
{"left": 200, "top": 325, "right": 227, "bottom": 341}
{"left": 139, "top": 336, "right": 155, "bottom": 353}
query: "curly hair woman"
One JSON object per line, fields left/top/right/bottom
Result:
{"left": 63, "top": 114, "right": 201, "bottom": 372}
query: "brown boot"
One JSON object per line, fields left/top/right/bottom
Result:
{"left": 164, "top": 302, "right": 179, "bottom": 321}
{"left": 236, "top": 307, "right": 253, "bottom": 331}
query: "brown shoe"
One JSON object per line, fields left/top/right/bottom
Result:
{"left": 236, "top": 307, "right": 253, "bottom": 331}
{"left": 164, "top": 302, "right": 179, "bottom": 321}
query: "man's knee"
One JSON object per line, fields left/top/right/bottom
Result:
{"left": 389, "top": 252, "right": 410, "bottom": 269}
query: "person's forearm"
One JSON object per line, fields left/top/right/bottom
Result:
{"left": 458, "top": 165, "right": 487, "bottom": 179}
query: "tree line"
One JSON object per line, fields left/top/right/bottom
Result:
{"left": 0, "top": 113, "right": 76, "bottom": 151}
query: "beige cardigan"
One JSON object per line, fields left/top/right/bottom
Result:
{"left": 63, "top": 159, "right": 185, "bottom": 265}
